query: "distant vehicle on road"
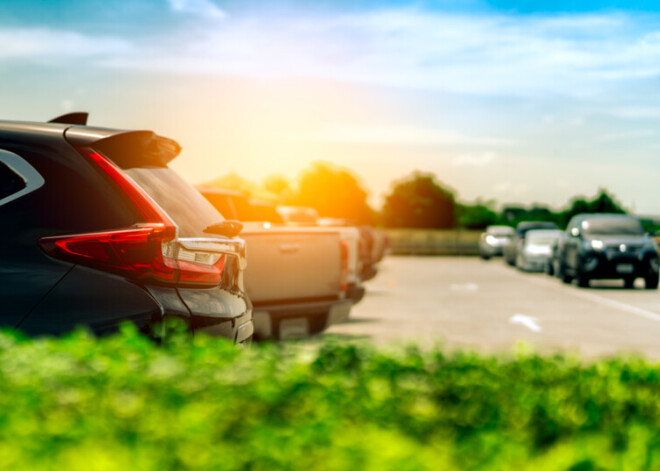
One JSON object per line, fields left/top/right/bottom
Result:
{"left": 0, "top": 115, "right": 252, "bottom": 341}
{"left": 545, "top": 231, "right": 567, "bottom": 277}
{"left": 516, "top": 229, "right": 562, "bottom": 272}
{"left": 504, "top": 221, "right": 559, "bottom": 266}
{"left": 277, "top": 205, "right": 383, "bottom": 282}
{"left": 479, "top": 225, "right": 514, "bottom": 259}
{"left": 557, "top": 213, "right": 659, "bottom": 289}
{"left": 199, "top": 188, "right": 358, "bottom": 340}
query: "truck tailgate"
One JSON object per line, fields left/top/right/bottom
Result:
{"left": 240, "top": 228, "right": 342, "bottom": 305}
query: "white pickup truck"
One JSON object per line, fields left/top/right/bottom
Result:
{"left": 198, "top": 188, "right": 359, "bottom": 340}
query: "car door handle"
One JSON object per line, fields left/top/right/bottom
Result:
{"left": 279, "top": 244, "right": 300, "bottom": 254}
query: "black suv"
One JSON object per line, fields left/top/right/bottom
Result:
{"left": 0, "top": 115, "right": 253, "bottom": 341}
{"left": 557, "top": 213, "right": 659, "bottom": 289}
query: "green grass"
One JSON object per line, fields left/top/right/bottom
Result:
{"left": 2, "top": 326, "right": 660, "bottom": 470}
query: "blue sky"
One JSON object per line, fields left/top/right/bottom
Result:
{"left": 2, "top": 0, "right": 660, "bottom": 213}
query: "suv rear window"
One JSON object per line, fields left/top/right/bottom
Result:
{"left": 124, "top": 167, "right": 224, "bottom": 238}
{"left": 0, "top": 161, "right": 26, "bottom": 200}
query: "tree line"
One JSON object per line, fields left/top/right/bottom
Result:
{"left": 205, "top": 161, "right": 631, "bottom": 230}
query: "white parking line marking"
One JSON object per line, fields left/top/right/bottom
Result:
{"left": 450, "top": 283, "right": 479, "bottom": 292}
{"left": 510, "top": 314, "right": 542, "bottom": 332}
{"left": 524, "top": 274, "right": 660, "bottom": 323}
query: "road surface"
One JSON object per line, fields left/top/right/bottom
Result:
{"left": 325, "top": 256, "right": 660, "bottom": 358}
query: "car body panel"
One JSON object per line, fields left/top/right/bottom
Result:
{"left": 0, "top": 120, "right": 252, "bottom": 340}
{"left": 559, "top": 214, "right": 658, "bottom": 287}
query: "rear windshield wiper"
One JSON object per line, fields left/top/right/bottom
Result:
{"left": 204, "top": 220, "right": 244, "bottom": 238}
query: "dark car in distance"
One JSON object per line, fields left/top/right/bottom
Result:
{"left": 557, "top": 213, "right": 659, "bottom": 289}
{"left": 504, "top": 221, "right": 559, "bottom": 266}
{"left": 0, "top": 115, "right": 253, "bottom": 341}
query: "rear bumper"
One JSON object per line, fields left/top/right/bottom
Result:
{"left": 252, "top": 298, "right": 352, "bottom": 340}
{"left": 346, "top": 283, "right": 366, "bottom": 304}
{"left": 177, "top": 287, "right": 253, "bottom": 343}
{"left": 480, "top": 244, "right": 504, "bottom": 256}
{"left": 195, "top": 310, "right": 254, "bottom": 344}
{"left": 360, "top": 263, "right": 378, "bottom": 281}
{"left": 520, "top": 255, "right": 550, "bottom": 272}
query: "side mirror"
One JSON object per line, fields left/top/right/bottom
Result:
{"left": 204, "top": 220, "right": 244, "bottom": 238}
{"left": 570, "top": 227, "right": 580, "bottom": 238}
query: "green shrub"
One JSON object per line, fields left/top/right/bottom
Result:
{"left": 1, "top": 327, "right": 660, "bottom": 470}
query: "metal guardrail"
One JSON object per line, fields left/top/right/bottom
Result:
{"left": 385, "top": 229, "right": 481, "bottom": 255}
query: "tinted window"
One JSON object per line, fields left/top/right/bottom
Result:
{"left": 581, "top": 217, "right": 644, "bottom": 236}
{"left": 251, "top": 204, "right": 284, "bottom": 223}
{"left": 527, "top": 234, "right": 559, "bottom": 245}
{"left": 517, "top": 222, "right": 558, "bottom": 237}
{"left": 230, "top": 195, "right": 258, "bottom": 221}
{"left": 202, "top": 193, "right": 237, "bottom": 219}
{"left": 487, "top": 226, "right": 513, "bottom": 236}
{"left": 125, "top": 167, "right": 224, "bottom": 238}
{"left": 0, "top": 161, "right": 26, "bottom": 199}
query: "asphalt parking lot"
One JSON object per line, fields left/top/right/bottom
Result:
{"left": 326, "top": 255, "right": 660, "bottom": 358}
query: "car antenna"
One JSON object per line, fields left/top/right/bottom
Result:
{"left": 48, "top": 112, "right": 89, "bottom": 125}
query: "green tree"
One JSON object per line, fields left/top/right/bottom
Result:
{"left": 292, "top": 161, "right": 374, "bottom": 224}
{"left": 382, "top": 172, "right": 456, "bottom": 228}
{"left": 457, "top": 200, "right": 501, "bottom": 229}
{"left": 559, "top": 189, "right": 626, "bottom": 226}
{"left": 262, "top": 174, "right": 293, "bottom": 204}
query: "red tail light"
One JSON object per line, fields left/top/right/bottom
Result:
{"left": 38, "top": 149, "right": 225, "bottom": 287}
{"left": 339, "top": 240, "right": 349, "bottom": 292}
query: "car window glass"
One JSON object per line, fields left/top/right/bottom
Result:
{"left": 0, "top": 161, "right": 26, "bottom": 200}
{"left": 582, "top": 217, "right": 644, "bottom": 236}
{"left": 125, "top": 167, "right": 225, "bottom": 238}
{"left": 0, "top": 149, "right": 45, "bottom": 207}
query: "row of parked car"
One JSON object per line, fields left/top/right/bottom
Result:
{"left": 0, "top": 114, "right": 387, "bottom": 343}
{"left": 479, "top": 214, "right": 660, "bottom": 289}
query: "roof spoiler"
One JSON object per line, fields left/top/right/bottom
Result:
{"left": 65, "top": 128, "right": 182, "bottom": 167}
{"left": 48, "top": 112, "right": 89, "bottom": 125}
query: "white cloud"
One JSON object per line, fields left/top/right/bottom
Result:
{"left": 0, "top": 28, "right": 131, "bottom": 59}
{"left": 102, "top": 9, "right": 660, "bottom": 96}
{"left": 61, "top": 99, "right": 74, "bottom": 112}
{"left": 609, "top": 107, "right": 660, "bottom": 119}
{"left": 596, "top": 129, "right": 656, "bottom": 141}
{"left": 167, "top": 0, "right": 226, "bottom": 20}
{"left": 295, "top": 124, "right": 515, "bottom": 146}
{"left": 493, "top": 182, "right": 529, "bottom": 197}
{"left": 452, "top": 152, "right": 498, "bottom": 166}
{"left": 6, "top": 9, "right": 660, "bottom": 97}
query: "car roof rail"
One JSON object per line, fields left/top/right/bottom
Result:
{"left": 48, "top": 112, "right": 89, "bottom": 125}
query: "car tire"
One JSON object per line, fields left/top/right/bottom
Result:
{"left": 516, "top": 253, "right": 525, "bottom": 271}
{"left": 623, "top": 277, "right": 636, "bottom": 289}
{"left": 480, "top": 253, "right": 491, "bottom": 261}
{"left": 645, "top": 275, "right": 659, "bottom": 290}
{"left": 559, "top": 262, "right": 572, "bottom": 283}
{"left": 545, "top": 263, "right": 554, "bottom": 276}
{"left": 577, "top": 271, "right": 590, "bottom": 288}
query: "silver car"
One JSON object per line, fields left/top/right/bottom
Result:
{"left": 516, "top": 229, "right": 562, "bottom": 272}
{"left": 479, "top": 225, "right": 514, "bottom": 260}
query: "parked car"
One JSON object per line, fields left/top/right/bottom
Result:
{"left": 545, "top": 231, "right": 567, "bottom": 277}
{"left": 557, "top": 213, "right": 659, "bottom": 288}
{"left": 0, "top": 115, "right": 252, "bottom": 341}
{"left": 199, "top": 188, "right": 356, "bottom": 340}
{"left": 504, "top": 221, "right": 559, "bottom": 266}
{"left": 278, "top": 205, "right": 382, "bottom": 282}
{"left": 516, "top": 229, "right": 562, "bottom": 272}
{"left": 479, "top": 225, "right": 514, "bottom": 259}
